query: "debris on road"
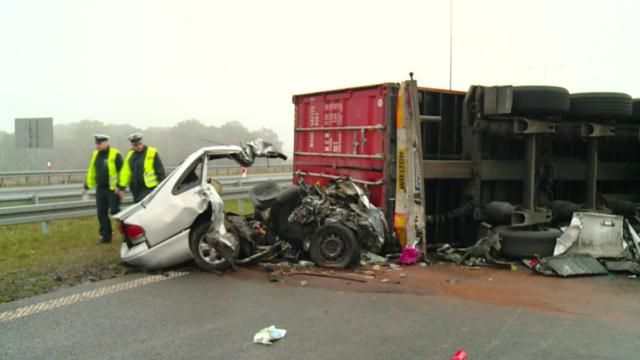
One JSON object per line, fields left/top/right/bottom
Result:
{"left": 286, "top": 271, "right": 368, "bottom": 283}
{"left": 361, "top": 251, "right": 387, "bottom": 265}
{"left": 399, "top": 246, "right": 420, "bottom": 265}
{"left": 602, "top": 260, "right": 640, "bottom": 275}
{"left": 544, "top": 254, "right": 608, "bottom": 277}
{"left": 450, "top": 349, "right": 468, "bottom": 360}
{"left": 253, "top": 325, "right": 287, "bottom": 345}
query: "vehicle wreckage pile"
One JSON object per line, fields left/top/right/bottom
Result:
{"left": 196, "top": 176, "right": 389, "bottom": 272}
{"left": 436, "top": 209, "right": 640, "bottom": 277}
{"left": 200, "top": 174, "right": 640, "bottom": 279}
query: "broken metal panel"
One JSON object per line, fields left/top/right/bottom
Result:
{"left": 545, "top": 254, "right": 608, "bottom": 277}
{"left": 603, "top": 260, "right": 640, "bottom": 274}
{"left": 566, "top": 212, "right": 626, "bottom": 259}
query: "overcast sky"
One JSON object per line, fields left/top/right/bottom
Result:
{"left": 0, "top": 0, "right": 638, "bottom": 153}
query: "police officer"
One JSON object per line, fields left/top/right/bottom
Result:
{"left": 81, "top": 134, "right": 123, "bottom": 244}
{"left": 118, "top": 133, "right": 166, "bottom": 203}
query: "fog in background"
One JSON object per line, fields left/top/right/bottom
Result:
{"left": 0, "top": 120, "right": 284, "bottom": 171}
{"left": 1, "top": 0, "right": 638, "bottom": 169}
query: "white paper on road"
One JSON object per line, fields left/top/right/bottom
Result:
{"left": 253, "top": 325, "right": 287, "bottom": 345}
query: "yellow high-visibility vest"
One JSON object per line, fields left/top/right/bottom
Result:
{"left": 86, "top": 147, "right": 121, "bottom": 190}
{"left": 119, "top": 146, "right": 159, "bottom": 188}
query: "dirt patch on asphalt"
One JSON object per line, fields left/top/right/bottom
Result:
{"left": 234, "top": 262, "right": 640, "bottom": 323}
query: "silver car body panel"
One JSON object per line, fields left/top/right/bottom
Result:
{"left": 114, "top": 144, "right": 258, "bottom": 269}
{"left": 120, "top": 229, "right": 191, "bottom": 269}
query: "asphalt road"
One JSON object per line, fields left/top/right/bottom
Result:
{"left": 1, "top": 264, "right": 639, "bottom": 360}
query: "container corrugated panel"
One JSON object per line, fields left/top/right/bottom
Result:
{"left": 293, "top": 84, "right": 397, "bottom": 211}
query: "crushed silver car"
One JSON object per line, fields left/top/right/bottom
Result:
{"left": 114, "top": 139, "right": 287, "bottom": 270}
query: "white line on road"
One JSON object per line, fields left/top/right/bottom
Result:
{"left": 0, "top": 270, "right": 190, "bottom": 323}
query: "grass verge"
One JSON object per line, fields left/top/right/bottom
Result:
{"left": 0, "top": 217, "right": 124, "bottom": 303}
{"left": 0, "top": 199, "right": 253, "bottom": 303}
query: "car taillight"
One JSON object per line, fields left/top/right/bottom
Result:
{"left": 124, "top": 224, "right": 145, "bottom": 240}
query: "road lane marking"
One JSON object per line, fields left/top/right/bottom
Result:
{"left": 0, "top": 270, "right": 190, "bottom": 323}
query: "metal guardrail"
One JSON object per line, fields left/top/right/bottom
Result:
{"left": 0, "top": 173, "right": 293, "bottom": 232}
{"left": 0, "top": 164, "right": 293, "bottom": 186}
{"left": 0, "top": 173, "right": 293, "bottom": 206}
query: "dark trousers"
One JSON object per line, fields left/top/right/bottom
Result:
{"left": 132, "top": 187, "right": 153, "bottom": 203}
{"left": 96, "top": 188, "right": 120, "bottom": 238}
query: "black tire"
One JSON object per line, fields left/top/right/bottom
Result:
{"left": 495, "top": 225, "right": 562, "bottom": 259}
{"left": 569, "top": 92, "right": 633, "bottom": 120}
{"left": 632, "top": 99, "right": 640, "bottom": 122}
{"left": 309, "top": 223, "right": 360, "bottom": 269}
{"left": 511, "top": 86, "right": 570, "bottom": 116}
{"left": 189, "top": 221, "right": 235, "bottom": 272}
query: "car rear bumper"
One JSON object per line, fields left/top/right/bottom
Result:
{"left": 120, "top": 229, "right": 192, "bottom": 270}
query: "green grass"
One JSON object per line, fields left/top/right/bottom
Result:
{"left": 0, "top": 218, "right": 125, "bottom": 303}
{"left": 0, "top": 199, "right": 255, "bottom": 303}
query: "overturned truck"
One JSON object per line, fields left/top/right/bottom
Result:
{"left": 293, "top": 80, "right": 640, "bottom": 259}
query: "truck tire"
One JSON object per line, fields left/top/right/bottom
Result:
{"left": 189, "top": 221, "right": 234, "bottom": 272}
{"left": 309, "top": 223, "right": 360, "bottom": 269}
{"left": 632, "top": 99, "right": 640, "bottom": 122}
{"left": 495, "top": 225, "right": 562, "bottom": 258}
{"left": 511, "top": 86, "right": 570, "bottom": 117}
{"left": 569, "top": 92, "right": 633, "bottom": 121}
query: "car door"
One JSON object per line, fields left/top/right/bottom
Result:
{"left": 142, "top": 154, "right": 210, "bottom": 247}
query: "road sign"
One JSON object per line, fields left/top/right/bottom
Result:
{"left": 15, "top": 118, "right": 54, "bottom": 149}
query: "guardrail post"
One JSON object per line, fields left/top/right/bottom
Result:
{"left": 238, "top": 199, "right": 245, "bottom": 214}
{"left": 42, "top": 221, "right": 50, "bottom": 234}
{"left": 33, "top": 193, "right": 40, "bottom": 205}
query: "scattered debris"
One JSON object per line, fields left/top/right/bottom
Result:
{"left": 626, "top": 220, "right": 640, "bottom": 260}
{"left": 287, "top": 271, "right": 367, "bottom": 283}
{"left": 381, "top": 278, "right": 390, "bottom": 283}
{"left": 300, "top": 280, "right": 308, "bottom": 287}
{"left": 361, "top": 270, "right": 376, "bottom": 276}
{"left": 447, "top": 278, "right": 458, "bottom": 284}
{"left": 253, "top": 325, "right": 287, "bottom": 345}
{"left": 372, "top": 264, "right": 381, "bottom": 271}
{"left": 400, "top": 273, "right": 406, "bottom": 278}
{"left": 603, "top": 260, "right": 640, "bottom": 275}
{"left": 389, "top": 263, "right": 402, "bottom": 270}
{"left": 361, "top": 251, "right": 387, "bottom": 264}
{"left": 419, "top": 262, "right": 427, "bottom": 268}
{"left": 545, "top": 254, "right": 608, "bottom": 277}
{"left": 399, "top": 247, "right": 420, "bottom": 265}
{"left": 450, "top": 349, "right": 468, "bottom": 360}
{"left": 297, "top": 260, "right": 314, "bottom": 268}
{"left": 268, "top": 273, "right": 283, "bottom": 282}
{"left": 562, "top": 213, "right": 627, "bottom": 259}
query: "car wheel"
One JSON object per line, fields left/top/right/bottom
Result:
{"left": 569, "top": 92, "right": 633, "bottom": 121}
{"left": 511, "top": 86, "right": 570, "bottom": 117}
{"left": 189, "top": 221, "right": 233, "bottom": 272}
{"left": 309, "top": 223, "right": 360, "bottom": 268}
{"left": 494, "top": 225, "right": 562, "bottom": 259}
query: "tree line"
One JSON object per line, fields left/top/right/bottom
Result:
{"left": 0, "top": 119, "right": 285, "bottom": 171}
